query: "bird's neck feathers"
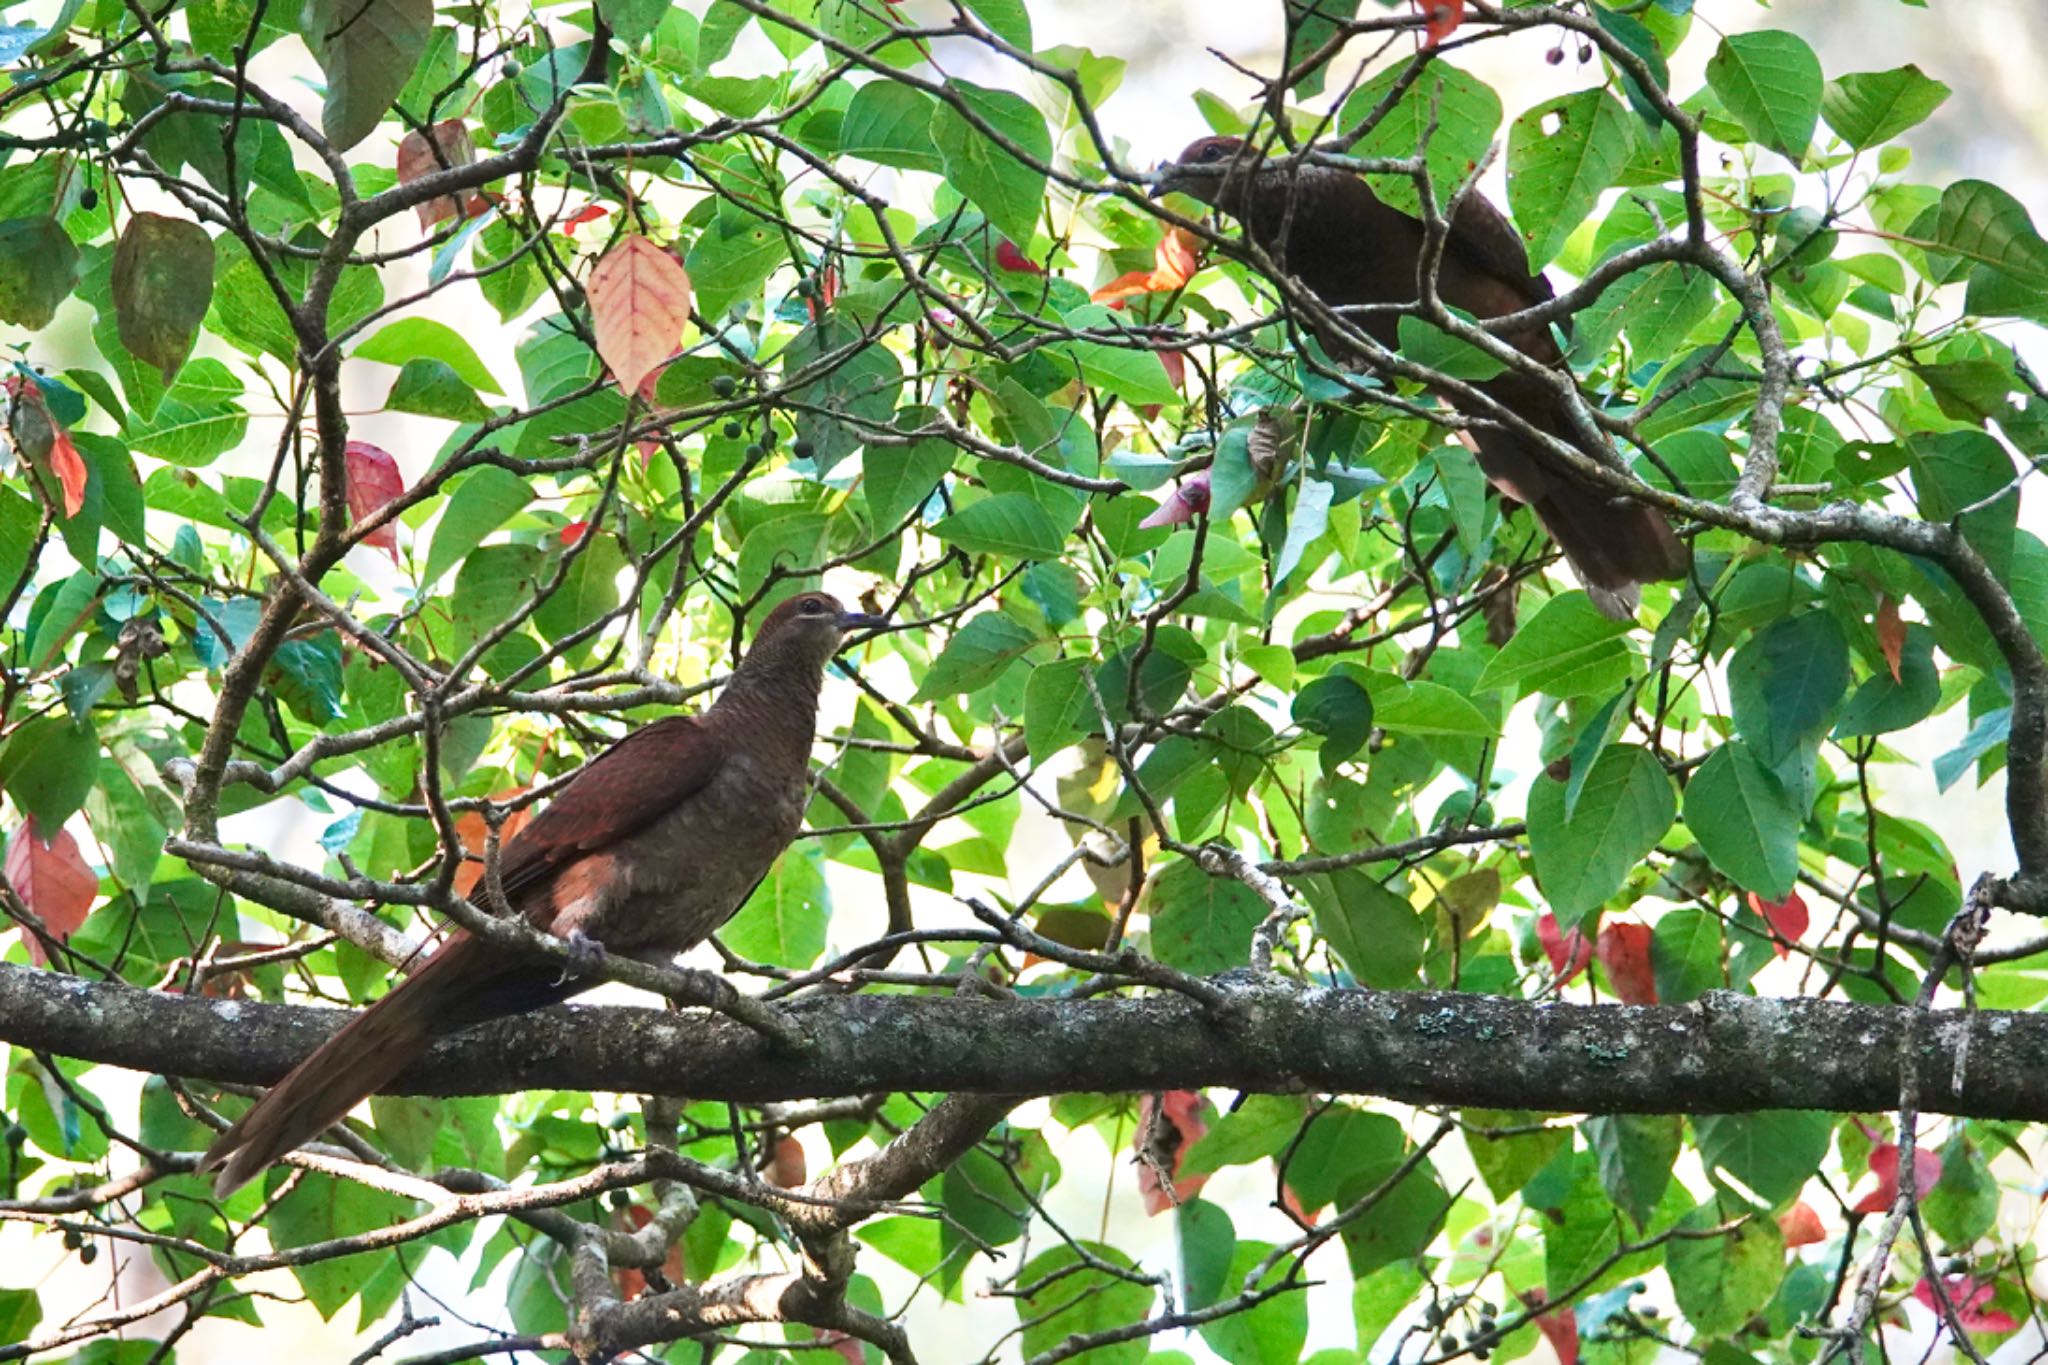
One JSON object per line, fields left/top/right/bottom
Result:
{"left": 713, "top": 633, "right": 829, "bottom": 748}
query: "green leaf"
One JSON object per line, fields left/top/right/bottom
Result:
{"left": 1293, "top": 674, "right": 1373, "bottom": 773}
{"left": 1364, "top": 674, "right": 1496, "bottom": 739}
{"left": 0, "top": 715, "right": 99, "bottom": 827}
{"left": 356, "top": 317, "right": 504, "bottom": 393}
{"left": 1340, "top": 63, "right": 1503, "bottom": 218}
{"left": 1651, "top": 908, "right": 1723, "bottom": 1004}
{"left": 933, "top": 79, "right": 1050, "bottom": 248}
{"left": 1506, "top": 90, "right": 1634, "bottom": 269}
{"left": 385, "top": 358, "right": 493, "bottom": 421}
{"left": 0, "top": 217, "right": 80, "bottom": 329}
{"left": 1303, "top": 869, "right": 1422, "bottom": 988}
{"left": 1149, "top": 856, "right": 1264, "bottom": 975}
{"left": 913, "top": 612, "right": 1040, "bottom": 700}
{"left": 1923, "top": 1137, "right": 1999, "bottom": 1248}
{"left": 1182, "top": 1095, "right": 1308, "bottom": 1178}
{"left": 266, "top": 1173, "right": 418, "bottom": 1319}
{"left": 781, "top": 315, "right": 904, "bottom": 474}
{"left": 1528, "top": 744, "right": 1676, "bottom": 926}
{"left": 110, "top": 213, "right": 214, "bottom": 383}
{"left": 838, "top": 82, "right": 946, "bottom": 173}
{"left": 1396, "top": 313, "right": 1506, "bottom": 381}
{"left": 1587, "top": 1114, "right": 1681, "bottom": 1228}
{"left": 1834, "top": 624, "right": 1940, "bottom": 737}
{"left": 1274, "top": 478, "right": 1334, "bottom": 586}
{"left": 1055, "top": 304, "right": 1180, "bottom": 406}
{"left": 722, "top": 846, "right": 829, "bottom": 967}
{"left": 864, "top": 434, "right": 952, "bottom": 529}
{"left": 1667, "top": 1196, "right": 1786, "bottom": 1337}
{"left": 1017, "top": 1242, "right": 1153, "bottom": 1365}
{"left": 1693, "top": 1111, "right": 1830, "bottom": 1204}
{"left": 1198, "top": 1240, "right": 1309, "bottom": 1365}
{"left": 1904, "top": 429, "right": 2018, "bottom": 575}
{"left": 1705, "top": 30, "right": 1824, "bottom": 160}
{"left": 1822, "top": 65, "right": 1951, "bottom": 149}
{"left": 424, "top": 467, "right": 532, "bottom": 587}
{"left": 1728, "top": 613, "right": 1850, "bottom": 768}
{"left": 1024, "top": 657, "right": 1092, "bottom": 762}
{"left": 1178, "top": 1199, "right": 1236, "bottom": 1311}
{"left": 1474, "top": 591, "right": 1636, "bottom": 698}
{"left": 268, "top": 634, "right": 344, "bottom": 722}
{"left": 302, "top": 0, "right": 433, "bottom": 150}
{"left": 934, "top": 494, "right": 1067, "bottom": 560}
{"left": 1685, "top": 740, "right": 1800, "bottom": 899}
{"left": 1465, "top": 1109, "right": 1569, "bottom": 1202}
{"left": 126, "top": 356, "right": 249, "bottom": 467}
{"left": 1927, "top": 180, "right": 2048, "bottom": 291}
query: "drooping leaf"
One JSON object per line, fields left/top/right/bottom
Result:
{"left": 343, "top": 439, "right": 406, "bottom": 559}
{"left": 110, "top": 213, "right": 215, "bottom": 383}
{"left": 302, "top": 0, "right": 433, "bottom": 150}
{"left": 587, "top": 236, "right": 693, "bottom": 397}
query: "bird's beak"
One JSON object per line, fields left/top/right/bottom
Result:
{"left": 836, "top": 611, "right": 886, "bottom": 636}
{"left": 1145, "top": 162, "right": 1181, "bottom": 200}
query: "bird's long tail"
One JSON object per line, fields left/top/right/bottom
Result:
{"left": 197, "top": 934, "right": 558, "bottom": 1197}
{"left": 1462, "top": 389, "right": 1690, "bottom": 618}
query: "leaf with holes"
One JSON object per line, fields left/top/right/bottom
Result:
{"left": 588, "top": 236, "right": 693, "bottom": 397}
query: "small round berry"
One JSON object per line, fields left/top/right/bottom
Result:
{"left": 79, "top": 187, "right": 99, "bottom": 211}
{"left": 710, "top": 374, "right": 738, "bottom": 398}
{"left": 744, "top": 444, "right": 765, "bottom": 460}
{"left": 792, "top": 438, "right": 815, "bottom": 460}
{"left": 722, "top": 421, "right": 743, "bottom": 439}
{"left": 79, "top": 1242, "right": 98, "bottom": 1265}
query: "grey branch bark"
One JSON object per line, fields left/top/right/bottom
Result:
{"left": 4, "top": 965, "right": 2041, "bottom": 1121}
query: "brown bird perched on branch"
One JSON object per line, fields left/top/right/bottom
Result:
{"left": 197, "top": 592, "right": 881, "bottom": 1197}
{"left": 1152, "top": 134, "right": 1688, "bottom": 617}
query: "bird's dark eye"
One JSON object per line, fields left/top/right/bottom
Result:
{"left": 799, "top": 596, "right": 828, "bottom": 615}
{"left": 1196, "top": 142, "right": 1228, "bottom": 163}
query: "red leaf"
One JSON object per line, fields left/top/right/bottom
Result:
{"left": 1278, "top": 1173, "right": 1317, "bottom": 1226}
{"left": 1594, "top": 922, "right": 1657, "bottom": 1004}
{"left": 767, "top": 1134, "right": 807, "bottom": 1188}
{"left": 1747, "top": 889, "right": 1809, "bottom": 957}
{"left": 48, "top": 426, "right": 85, "bottom": 519}
{"left": 6, "top": 819, "right": 96, "bottom": 967}
{"left": 560, "top": 520, "right": 590, "bottom": 547}
{"left": 1520, "top": 1289, "right": 1578, "bottom": 1365}
{"left": 1415, "top": 0, "right": 1465, "bottom": 47}
{"left": 1140, "top": 472, "right": 1211, "bottom": 529}
{"left": 1159, "top": 348, "right": 1186, "bottom": 391}
{"left": 394, "top": 119, "right": 477, "bottom": 228}
{"left": 344, "top": 440, "right": 406, "bottom": 560}
{"left": 1135, "top": 1090, "right": 1211, "bottom": 1215}
{"left": 1876, "top": 596, "right": 1905, "bottom": 683}
{"left": 563, "top": 204, "right": 609, "bottom": 236}
{"left": 1853, "top": 1140, "right": 1943, "bottom": 1214}
{"left": 588, "top": 236, "right": 694, "bottom": 397}
{"left": 1778, "top": 1200, "right": 1826, "bottom": 1247}
{"left": 1536, "top": 913, "right": 1591, "bottom": 985}
{"left": 1913, "top": 1277, "right": 2019, "bottom": 1334}
{"left": 994, "top": 240, "right": 1042, "bottom": 274}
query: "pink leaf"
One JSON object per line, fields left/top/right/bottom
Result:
{"left": 1748, "top": 889, "right": 1809, "bottom": 957}
{"left": 588, "top": 236, "right": 694, "bottom": 398}
{"left": 344, "top": 440, "right": 406, "bottom": 560}
{"left": 1876, "top": 596, "right": 1905, "bottom": 684}
{"left": 994, "top": 240, "right": 1042, "bottom": 274}
{"left": 394, "top": 119, "right": 477, "bottom": 228}
{"left": 1536, "top": 913, "right": 1591, "bottom": 985}
{"left": 1913, "top": 1277, "right": 2018, "bottom": 1334}
{"left": 1853, "top": 1140, "right": 1943, "bottom": 1214}
{"left": 1593, "top": 921, "right": 1657, "bottom": 1004}
{"left": 1139, "top": 472, "right": 1211, "bottom": 529}
{"left": 6, "top": 819, "right": 96, "bottom": 967}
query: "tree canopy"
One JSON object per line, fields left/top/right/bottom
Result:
{"left": 1, "top": 0, "right": 2047, "bottom": 1361}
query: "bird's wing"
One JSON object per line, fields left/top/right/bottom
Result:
{"left": 1443, "top": 194, "right": 1554, "bottom": 305}
{"left": 494, "top": 714, "right": 728, "bottom": 906}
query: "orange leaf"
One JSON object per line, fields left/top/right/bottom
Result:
{"left": 395, "top": 119, "right": 477, "bottom": 228}
{"left": 7, "top": 818, "right": 96, "bottom": 966}
{"left": 1876, "top": 595, "right": 1905, "bottom": 683}
{"left": 1747, "top": 889, "right": 1809, "bottom": 957}
{"left": 1778, "top": 1200, "right": 1827, "bottom": 1247}
{"left": 1415, "top": 0, "right": 1465, "bottom": 47}
{"left": 1135, "top": 1091, "right": 1211, "bottom": 1215}
{"left": 589, "top": 236, "right": 694, "bottom": 398}
{"left": 767, "top": 1134, "right": 807, "bottom": 1187}
{"left": 344, "top": 440, "right": 406, "bottom": 561}
{"left": 1090, "top": 268, "right": 1158, "bottom": 305}
{"left": 48, "top": 426, "right": 85, "bottom": 519}
{"left": 1153, "top": 226, "right": 1201, "bottom": 289}
{"left": 451, "top": 789, "right": 534, "bottom": 898}
{"left": 1593, "top": 921, "right": 1656, "bottom": 1004}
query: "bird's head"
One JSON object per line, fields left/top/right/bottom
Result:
{"left": 745, "top": 592, "right": 884, "bottom": 674}
{"left": 1148, "top": 135, "right": 1257, "bottom": 207}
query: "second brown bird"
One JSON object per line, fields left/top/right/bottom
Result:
{"left": 1153, "top": 134, "right": 1688, "bottom": 618}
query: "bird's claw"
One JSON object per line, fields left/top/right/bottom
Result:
{"left": 557, "top": 930, "right": 607, "bottom": 984}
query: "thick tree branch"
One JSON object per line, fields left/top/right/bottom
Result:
{"left": 5, "top": 965, "right": 2044, "bottom": 1121}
